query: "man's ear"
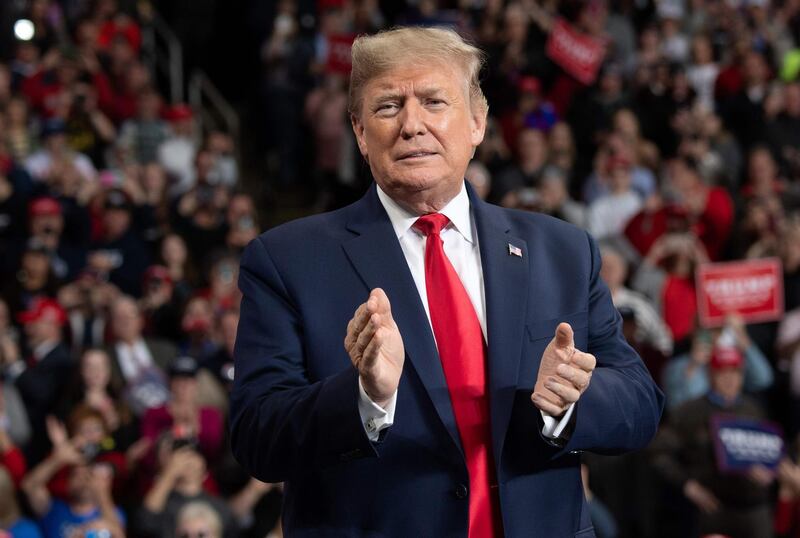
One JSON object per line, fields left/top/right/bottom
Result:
{"left": 469, "top": 106, "right": 487, "bottom": 149}
{"left": 351, "top": 113, "right": 369, "bottom": 161}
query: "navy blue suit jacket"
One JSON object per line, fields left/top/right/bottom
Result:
{"left": 230, "top": 183, "right": 664, "bottom": 537}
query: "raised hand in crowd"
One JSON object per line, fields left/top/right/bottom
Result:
{"left": 683, "top": 478, "right": 721, "bottom": 514}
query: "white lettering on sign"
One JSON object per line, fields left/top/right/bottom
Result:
{"left": 718, "top": 427, "right": 782, "bottom": 463}
{"left": 705, "top": 275, "right": 774, "bottom": 308}
{"left": 550, "top": 25, "right": 597, "bottom": 65}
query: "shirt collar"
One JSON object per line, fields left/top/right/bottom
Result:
{"left": 375, "top": 181, "right": 474, "bottom": 244}
{"left": 33, "top": 340, "right": 59, "bottom": 361}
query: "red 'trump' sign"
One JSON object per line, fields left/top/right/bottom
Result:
{"left": 326, "top": 34, "right": 355, "bottom": 74}
{"left": 696, "top": 258, "right": 784, "bottom": 328}
{"left": 545, "top": 18, "right": 606, "bottom": 86}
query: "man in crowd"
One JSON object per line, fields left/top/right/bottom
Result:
{"left": 107, "top": 295, "right": 174, "bottom": 416}
{"left": 1, "top": 297, "right": 72, "bottom": 464}
{"left": 650, "top": 345, "right": 774, "bottom": 538}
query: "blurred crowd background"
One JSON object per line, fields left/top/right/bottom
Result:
{"left": 1, "top": 0, "right": 800, "bottom": 537}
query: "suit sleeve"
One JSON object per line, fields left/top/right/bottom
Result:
{"left": 15, "top": 351, "right": 72, "bottom": 423}
{"left": 555, "top": 232, "right": 665, "bottom": 455}
{"left": 229, "top": 237, "right": 376, "bottom": 483}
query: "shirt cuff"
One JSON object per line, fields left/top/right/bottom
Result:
{"left": 4, "top": 360, "right": 25, "bottom": 381}
{"left": 541, "top": 403, "right": 575, "bottom": 439}
{"left": 357, "top": 378, "right": 397, "bottom": 442}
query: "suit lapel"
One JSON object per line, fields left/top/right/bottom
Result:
{"left": 470, "top": 187, "right": 530, "bottom": 464}
{"left": 342, "top": 185, "right": 464, "bottom": 455}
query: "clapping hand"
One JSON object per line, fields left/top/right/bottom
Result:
{"left": 532, "top": 323, "right": 596, "bottom": 417}
{"left": 345, "top": 289, "right": 404, "bottom": 408}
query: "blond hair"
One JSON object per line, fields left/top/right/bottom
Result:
{"left": 175, "top": 501, "right": 223, "bottom": 538}
{"left": 348, "top": 27, "right": 488, "bottom": 118}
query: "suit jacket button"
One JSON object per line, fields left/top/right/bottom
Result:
{"left": 455, "top": 484, "right": 468, "bottom": 499}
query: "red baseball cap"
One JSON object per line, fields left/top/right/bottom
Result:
{"left": 16, "top": 297, "right": 67, "bottom": 326}
{"left": 163, "top": 104, "right": 193, "bottom": 122}
{"left": 709, "top": 346, "right": 743, "bottom": 371}
{"left": 518, "top": 76, "right": 542, "bottom": 96}
{"left": 29, "top": 197, "right": 62, "bottom": 219}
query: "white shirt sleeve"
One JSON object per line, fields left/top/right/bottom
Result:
{"left": 540, "top": 403, "right": 576, "bottom": 439}
{"left": 358, "top": 378, "right": 397, "bottom": 442}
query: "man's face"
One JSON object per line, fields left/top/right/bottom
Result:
{"left": 31, "top": 214, "right": 63, "bottom": 240}
{"left": 711, "top": 367, "right": 744, "bottom": 401}
{"left": 600, "top": 251, "right": 627, "bottom": 289}
{"left": 111, "top": 300, "right": 142, "bottom": 341}
{"left": 351, "top": 61, "right": 486, "bottom": 211}
{"left": 68, "top": 464, "right": 92, "bottom": 502}
{"left": 103, "top": 208, "right": 131, "bottom": 239}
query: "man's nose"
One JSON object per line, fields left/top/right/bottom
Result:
{"left": 399, "top": 100, "right": 427, "bottom": 139}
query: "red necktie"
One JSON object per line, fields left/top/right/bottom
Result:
{"left": 413, "top": 214, "right": 502, "bottom": 537}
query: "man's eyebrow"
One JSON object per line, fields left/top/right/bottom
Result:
{"left": 371, "top": 92, "right": 405, "bottom": 103}
{"left": 370, "top": 87, "right": 447, "bottom": 103}
{"left": 415, "top": 87, "right": 446, "bottom": 99}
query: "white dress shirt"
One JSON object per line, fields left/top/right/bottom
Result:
{"left": 115, "top": 338, "right": 155, "bottom": 381}
{"left": 358, "top": 182, "right": 574, "bottom": 441}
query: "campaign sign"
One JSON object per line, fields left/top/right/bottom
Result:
{"left": 326, "top": 34, "right": 355, "bottom": 74}
{"left": 545, "top": 18, "right": 606, "bottom": 85}
{"left": 696, "top": 258, "right": 784, "bottom": 328}
{"left": 711, "top": 415, "right": 784, "bottom": 473}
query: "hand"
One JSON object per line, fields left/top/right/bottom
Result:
{"left": 345, "top": 288, "right": 404, "bottom": 407}
{"left": 689, "top": 340, "right": 711, "bottom": 367}
{"left": 0, "top": 335, "right": 20, "bottom": 366}
{"left": 683, "top": 479, "right": 720, "bottom": 514}
{"left": 162, "top": 447, "right": 198, "bottom": 483}
{"left": 46, "top": 415, "right": 69, "bottom": 448}
{"left": 724, "top": 313, "right": 751, "bottom": 350}
{"left": 125, "top": 437, "right": 152, "bottom": 467}
{"left": 644, "top": 234, "right": 672, "bottom": 266}
{"left": 748, "top": 464, "right": 775, "bottom": 487}
{"left": 777, "top": 459, "right": 800, "bottom": 495}
{"left": 164, "top": 448, "right": 206, "bottom": 487}
{"left": 532, "top": 323, "right": 596, "bottom": 417}
{"left": 88, "top": 252, "right": 116, "bottom": 273}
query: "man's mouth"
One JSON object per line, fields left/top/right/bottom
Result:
{"left": 397, "top": 151, "right": 437, "bottom": 160}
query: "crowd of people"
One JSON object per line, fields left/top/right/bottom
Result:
{"left": 1, "top": 0, "right": 800, "bottom": 537}
{"left": 0, "top": 0, "right": 283, "bottom": 537}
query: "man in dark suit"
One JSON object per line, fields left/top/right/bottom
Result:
{"left": 231, "top": 27, "right": 664, "bottom": 537}
{"left": 2, "top": 297, "right": 73, "bottom": 464}
{"left": 106, "top": 295, "right": 175, "bottom": 416}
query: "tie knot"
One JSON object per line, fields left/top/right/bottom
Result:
{"left": 413, "top": 213, "right": 450, "bottom": 236}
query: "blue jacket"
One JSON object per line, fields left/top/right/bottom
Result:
{"left": 230, "top": 183, "right": 664, "bottom": 537}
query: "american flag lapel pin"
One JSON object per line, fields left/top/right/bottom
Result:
{"left": 508, "top": 243, "right": 523, "bottom": 257}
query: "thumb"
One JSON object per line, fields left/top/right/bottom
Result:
{"left": 554, "top": 322, "right": 574, "bottom": 349}
{"left": 370, "top": 288, "right": 393, "bottom": 317}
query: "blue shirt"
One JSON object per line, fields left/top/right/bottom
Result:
{"left": 664, "top": 344, "right": 774, "bottom": 409}
{"left": 39, "top": 500, "right": 125, "bottom": 538}
{"left": 8, "top": 518, "right": 42, "bottom": 538}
